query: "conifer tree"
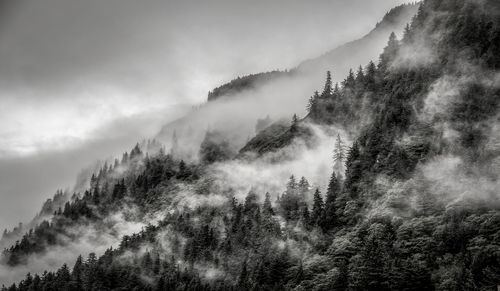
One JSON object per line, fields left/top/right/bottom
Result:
{"left": 55, "top": 264, "right": 71, "bottom": 284}
{"left": 311, "top": 188, "right": 324, "bottom": 226}
{"left": 379, "top": 32, "right": 399, "bottom": 70}
{"left": 72, "top": 255, "right": 84, "bottom": 288}
{"left": 365, "top": 61, "right": 377, "bottom": 91}
{"left": 286, "top": 175, "right": 297, "bottom": 195}
{"left": 301, "top": 206, "right": 310, "bottom": 226}
{"left": 298, "top": 176, "right": 310, "bottom": 196}
{"left": 344, "top": 142, "right": 362, "bottom": 198}
{"left": 355, "top": 65, "right": 365, "bottom": 85}
{"left": 321, "top": 71, "right": 333, "bottom": 97}
{"left": 333, "top": 83, "right": 340, "bottom": 94}
{"left": 307, "top": 91, "right": 320, "bottom": 117}
{"left": 290, "top": 114, "right": 299, "bottom": 133}
{"left": 333, "top": 134, "right": 346, "bottom": 176}
{"left": 121, "top": 152, "right": 129, "bottom": 164}
{"left": 343, "top": 69, "right": 356, "bottom": 89}
{"left": 244, "top": 190, "right": 259, "bottom": 213}
{"left": 263, "top": 192, "right": 274, "bottom": 216}
{"left": 323, "top": 171, "right": 340, "bottom": 230}
{"left": 92, "top": 184, "right": 100, "bottom": 205}
{"left": 130, "top": 143, "right": 143, "bottom": 159}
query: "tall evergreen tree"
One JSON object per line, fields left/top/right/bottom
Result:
{"left": 379, "top": 32, "right": 399, "bottom": 71}
{"left": 343, "top": 69, "right": 356, "bottom": 89}
{"left": 355, "top": 65, "right": 365, "bottom": 85}
{"left": 365, "top": 61, "right": 377, "bottom": 91}
{"left": 263, "top": 192, "right": 274, "bottom": 216}
{"left": 321, "top": 71, "right": 333, "bottom": 97}
{"left": 323, "top": 171, "right": 340, "bottom": 230}
{"left": 344, "top": 141, "right": 361, "bottom": 198}
{"left": 72, "top": 255, "right": 84, "bottom": 290}
{"left": 298, "top": 177, "right": 310, "bottom": 196}
{"left": 333, "top": 134, "right": 346, "bottom": 176}
{"left": 291, "top": 114, "right": 299, "bottom": 133}
{"left": 311, "top": 188, "right": 324, "bottom": 227}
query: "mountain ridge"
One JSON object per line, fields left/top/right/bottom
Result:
{"left": 2, "top": 0, "right": 500, "bottom": 289}
{"left": 205, "top": 3, "right": 419, "bottom": 103}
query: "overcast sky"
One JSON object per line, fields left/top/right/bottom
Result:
{"left": 0, "top": 0, "right": 410, "bottom": 230}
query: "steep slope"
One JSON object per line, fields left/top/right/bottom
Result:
{"left": 237, "top": 118, "right": 315, "bottom": 159}
{"left": 154, "top": 3, "right": 418, "bottom": 160}
{"left": 207, "top": 71, "right": 288, "bottom": 102}
{"left": 296, "top": 3, "right": 420, "bottom": 78}
{"left": 2, "top": 0, "right": 500, "bottom": 290}
{"left": 204, "top": 3, "right": 419, "bottom": 103}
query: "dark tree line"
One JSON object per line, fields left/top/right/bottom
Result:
{"left": 3, "top": 0, "right": 500, "bottom": 290}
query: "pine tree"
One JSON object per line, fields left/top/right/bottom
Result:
{"left": 244, "top": 190, "right": 259, "bottom": 213}
{"left": 55, "top": 264, "right": 71, "bottom": 288}
{"left": 90, "top": 173, "right": 97, "bottom": 189}
{"left": 263, "top": 192, "right": 274, "bottom": 216}
{"left": 301, "top": 206, "right": 310, "bottom": 227}
{"left": 343, "top": 69, "right": 356, "bottom": 89}
{"left": 130, "top": 143, "right": 143, "bottom": 159}
{"left": 298, "top": 176, "right": 309, "bottom": 196}
{"left": 72, "top": 255, "right": 84, "bottom": 290}
{"left": 307, "top": 95, "right": 315, "bottom": 114}
{"left": 82, "top": 253, "right": 98, "bottom": 291}
{"left": 344, "top": 142, "right": 362, "bottom": 199}
{"left": 402, "top": 23, "right": 412, "bottom": 42}
{"left": 333, "top": 134, "right": 346, "bottom": 176}
{"left": 379, "top": 32, "right": 399, "bottom": 71}
{"left": 177, "top": 160, "right": 191, "bottom": 180}
{"left": 281, "top": 175, "right": 300, "bottom": 220}
{"left": 291, "top": 114, "right": 299, "bottom": 133}
{"left": 92, "top": 184, "right": 100, "bottom": 205}
{"left": 333, "top": 83, "right": 340, "bottom": 94}
{"left": 307, "top": 91, "right": 321, "bottom": 118}
{"left": 286, "top": 175, "right": 297, "bottom": 195}
{"left": 121, "top": 152, "right": 129, "bottom": 164}
{"left": 311, "top": 188, "right": 324, "bottom": 227}
{"left": 324, "top": 171, "right": 340, "bottom": 230}
{"left": 321, "top": 71, "right": 333, "bottom": 97}
{"left": 365, "top": 61, "right": 377, "bottom": 91}
{"left": 355, "top": 65, "right": 365, "bottom": 85}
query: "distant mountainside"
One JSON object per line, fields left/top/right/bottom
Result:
{"left": 155, "top": 3, "right": 419, "bottom": 158}
{"left": 207, "top": 70, "right": 287, "bottom": 102}
{"left": 206, "top": 3, "right": 419, "bottom": 102}
{"left": 296, "top": 3, "right": 420, "bottom": 76}
{"left": 2, "top": 0, "right": 500, "bottom": 290}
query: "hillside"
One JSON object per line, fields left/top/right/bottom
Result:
{"left": 207, "top": 71, "right": 288, "bottom": 102}
{"left": 2, "top": 0, "right": 500, "bottom": 290}
{"left": 204, "top": 3, "right": 420, "bottom": 103}
{"left": 296, "top": 3, "right": 420, "bottom": 77}
{"left": 154, "top": 3, "right": 419, "bottom": 163}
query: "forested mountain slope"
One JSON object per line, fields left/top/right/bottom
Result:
{"left": 2, "top": 0, "right": 500, "bottom": 290}
{"left": 207, "top": 71, "right": 287, "bottom": 102}
{"left": 204, "top": 3, "right": 419, "bottom": 103}
{"left": 296, "top": 3, "right": 420, "bottom": 80}
{"left": 154, "top": 3, "right": 419, "bottom": 159}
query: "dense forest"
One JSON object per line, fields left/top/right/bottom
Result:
{"left": 2, "top": 0, "right": 500, "bottom": 290}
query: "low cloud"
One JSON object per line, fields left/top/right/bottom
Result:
{"left": 0, "top": 205, "right": 162, "bottom": 285}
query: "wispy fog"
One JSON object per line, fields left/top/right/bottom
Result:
{"left": 0, "top": 0, "right": 410, "bottom": 233}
